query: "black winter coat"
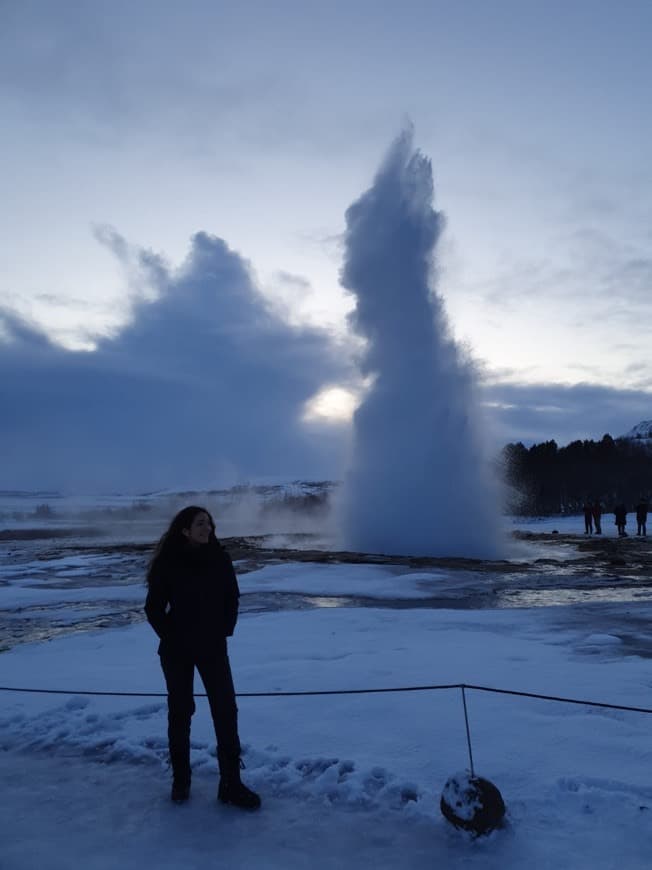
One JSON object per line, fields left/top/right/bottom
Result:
{"left": 145, "top": 541, "right": 240, "bottom": 657}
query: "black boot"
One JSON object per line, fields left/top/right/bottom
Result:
{"left": 218, "top": 776, "right": 261, "bottom": 810}
{"left": 171, "top": 778, "right": 191, "bottom": 803}
{"left": 218, "top": 756, "right": 261, "bottom": 810}
{"left": 167, "top": 716, "right": 192, "bottom": 803}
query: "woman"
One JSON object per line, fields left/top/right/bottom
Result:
{"left": 145, "top": 506, "right": 261, "bottom": 809}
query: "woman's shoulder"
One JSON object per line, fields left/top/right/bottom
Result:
{"left": 150, "top": 548, "right": 187, "bottom": 576}
{"left": 208, "top": 539, "right": 232, "bottom": 563}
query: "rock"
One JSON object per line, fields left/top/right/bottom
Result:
{"left": 441, "top": 771, "right": 506, "bottom": 836}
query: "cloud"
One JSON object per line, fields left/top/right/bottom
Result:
{"left": 2, "top": 221, "right": 650, "bottom": 494}
{"left": 482, "top": 380, "right": 652, "bottom": 447}
{"left": 0, "top": 230, "right": 352, "bottom": 492}
{"left": 0, "top": 2, "right": 333, "bottom": 160}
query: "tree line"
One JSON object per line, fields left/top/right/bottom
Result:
{"left": 501, "top": 434, "right": 652, "bottom": 516}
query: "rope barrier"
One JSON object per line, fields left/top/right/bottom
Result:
{"left": 0, "top": 683, "right": 461, "bottom": 699}
{"left": 1, "top": 682, "right": 651, "bottom": 714}
{"left": 463, "top": 684, "right": 652, "bottom": 715}
{"left": 461, "top": 686, "right": 475, "bottom": 777}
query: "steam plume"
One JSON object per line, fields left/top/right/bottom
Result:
{"left": 341, "top": 128, "right": 503, "bottom": 557}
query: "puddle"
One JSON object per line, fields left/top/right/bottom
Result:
{"left": 495, "top": 586, "right": 652, "bottom": 607}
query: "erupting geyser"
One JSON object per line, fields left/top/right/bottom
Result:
{"left": 341, "top": 129, "right": 504, "bottom": 558}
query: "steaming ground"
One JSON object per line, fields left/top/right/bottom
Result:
{"left": 2, "top": 492, "right": 652, "bottom": 653}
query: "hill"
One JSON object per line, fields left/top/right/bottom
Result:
{"left": 621, "top": 420, "right": 652, "bottom": 444}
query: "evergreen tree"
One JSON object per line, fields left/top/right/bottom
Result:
{"left": 501, "top": 435, "right": 652, "bottom": 515}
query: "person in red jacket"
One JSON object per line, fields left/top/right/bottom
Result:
{"left": 145, "top": 506, "right": 260, "bottom": 809}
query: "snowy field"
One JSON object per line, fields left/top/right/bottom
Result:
{"left": 1, "top": 505, "right": 652, "bottom": 868}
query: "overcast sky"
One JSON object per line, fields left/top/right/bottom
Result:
{"left": 2, "top": 0, "right": 651, "bottom": 490}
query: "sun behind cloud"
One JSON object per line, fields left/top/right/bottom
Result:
{"left": 303, "top": 386, "right": 358, "bottom": 424}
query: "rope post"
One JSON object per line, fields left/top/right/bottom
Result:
{"left": 461, "top": 685, "right": 475, "bottom": 777}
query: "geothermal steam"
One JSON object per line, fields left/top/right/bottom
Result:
{"left": 341, "top": 130, "right": 503, "bottom": 558}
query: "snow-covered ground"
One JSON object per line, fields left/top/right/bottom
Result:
{"left": 2, "top": 516, "right": 652, "bottom": 868}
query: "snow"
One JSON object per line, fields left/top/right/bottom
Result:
{"left": 2, "top": 514, "right": 652, "bottom": 868}
{"left": 237, "top": 562, "right": 448, "bottom": 599}
{"left": 0, "top": 583, "right": 144, "bottom": 609}
{"left": 441, "top": 772, "right": 484, "bottom": 822}
{"left": 621, "top": 420, "right": 652, "bottom": 442}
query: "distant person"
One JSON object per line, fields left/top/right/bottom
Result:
{"left": 614, "top": 502, "right": 628, "bottom": 537}
{"left": 582, "top": 501, "right": 593, "bottom": 535}
{"left": 636, "top": 499, "right": 648, "bottom": 536}
{"left": 591, "top": 499, "right": 603, "bottom": 535}
{"left": 145, "top": 506, "right": 261, "bottom": 809}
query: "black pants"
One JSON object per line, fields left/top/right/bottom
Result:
{"left": 160, "top": 643, "right": 241, "bottom": 784}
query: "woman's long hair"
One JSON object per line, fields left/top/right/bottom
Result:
{"left": 146, "top": 505, "right": 217, "bottom": 587}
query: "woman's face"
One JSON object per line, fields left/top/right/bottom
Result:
{"left": 182, "top": 511, "right": 212, "bottom": 546}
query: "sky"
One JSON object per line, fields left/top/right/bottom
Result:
{"left": 2, "top": 0, "right": 652, "bottom": 491}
